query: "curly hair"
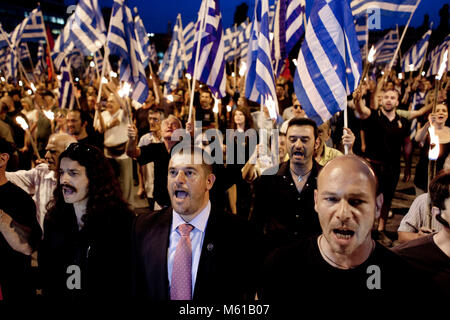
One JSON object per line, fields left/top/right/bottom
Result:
{"left": 231, "top": 106, "right": 254, "bottom": 130}
{"left": 46, "top": 143, "right": 130, "bottom": 229}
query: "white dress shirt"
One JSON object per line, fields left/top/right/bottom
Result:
{"left": 168, "top": 201, "right": 211, "bottom": 297}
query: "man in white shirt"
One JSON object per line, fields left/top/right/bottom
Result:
{"left": 6, "top": 133, "right": 76, "bottom": 228}
{"left": 131, "top": 146, "right": 263, "bottom": 300}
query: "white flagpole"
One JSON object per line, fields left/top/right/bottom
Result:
{"left": 388, "top": 0, "right": 422, "bottom": 71}
{"left": 188, "top": 0, "right": 208, "bottom": 123}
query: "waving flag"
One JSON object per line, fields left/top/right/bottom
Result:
{"left": 401, "top": 29, "right": 432, "bottom": 72}
{"left": 245, "top": 0, "right": 279, "bottom": 117}
{"left": 107, "top": 0, "right": 149, "bottom": 103}
{"left": 182, "top": 21, "right": 195, "bottom": 67}
{"left": 71, "top": 0, "right": 106, "bottom": 55}
{"left": 272, "top": 0, "right": 306, "bottom": 76}
{"left": 427, "top": 35, "right": 450, "bottom": 76}
{"left": 0, "top": 26, "right": 9, "bottom": 49}
{"left": 10, "top": 6, "right": 46, "bottom": 45}
{"left": 34, "top": 44, "right": 46, "bottom": 77}
{"left": 158, "top": 16, "right": 184, "bottom": 90}
{"left": 19, "top": 43, "right": 32, "bottom": 61}
{"left": 133, "top": 7, "right": 150, "bottom": 68}
{"left": 351, "top": 0, "right": 420, "bottom": 17}
{"left": 239, "top": 21, "right": 252, "bottom": 61}
{"left": 59, "top": 59, "right": 75, "bottom": 110}
{"left": 355, "top": 13, "right": 368, "bottom": 59}
{"left": 223, "top": 25, "right": 238, "bottom": 62}
{"left": 294, "top": 0, "right": 362, "bottom": 125}
{"left": 373, "top": 29, "right": 398, "bottom": 65}
{"left": 187, "top": 0, "right": 226, "bottom": 98}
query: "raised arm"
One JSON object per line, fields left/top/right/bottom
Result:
{"left": 126, "top": 124, "right": 141, "bottom": 159}
{"left": 0, "top": 209, "right": 37, "bottom": 255}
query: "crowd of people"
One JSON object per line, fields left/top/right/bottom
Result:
{"left": 0, "top": 64, "right": 449, "bottom": 306}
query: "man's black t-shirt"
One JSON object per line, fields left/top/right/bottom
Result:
{"left": 0, "top": 181, "right": 40, "bottom": 300}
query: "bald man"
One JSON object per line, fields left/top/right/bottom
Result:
{"left": 6, "top": 133, "right": 76, "bottom": 228}
{"left": 259, "top": 155, "right": 426, "bottom": 307}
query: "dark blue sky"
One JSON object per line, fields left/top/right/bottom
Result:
{"left": 67, "top": 0, "right": 448, "bottom": 34}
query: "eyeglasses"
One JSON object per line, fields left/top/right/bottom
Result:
{"left": 148, "top": 117, "right": 160, "bottom": 122}
{"left": 65, "top": 142, "right": 96, "bottom": 154}
{"left": 293, "top": 105, "right": 302, "bottom": 110}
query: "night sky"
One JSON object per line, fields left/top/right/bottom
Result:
{"left": 63, "top": 0, "right": 449, "bottom": 34}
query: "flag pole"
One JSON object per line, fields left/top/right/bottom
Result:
{"left": 24, "top": 43, "right": 38, "bottom": 83}
{"left": 65, "top": 57, "right": 81, "bottom": 110}
{"left": 188, "top": 0, "right": 208, "bottom": 123}
{"left": 233, "top": 23, "right": 237, "bottom": 89}
{"left": 92, "top": 52, "right": 101, "bottom": 79}
{"left": 388, "top": 0, "right": 422, "bottom": 71}
{"left": 419, "top": 23, "right": 433, "bottom": 75}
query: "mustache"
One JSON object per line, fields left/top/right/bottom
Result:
{"left": 61, "top": 184, "right": 77, "bottom": 193}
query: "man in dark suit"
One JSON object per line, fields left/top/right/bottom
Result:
{"left": 132, "top": 145, "right": 262, "bottom": 301}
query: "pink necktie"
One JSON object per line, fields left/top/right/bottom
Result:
{"left": 170, "top": 223, "right": 194, "bottom": 300}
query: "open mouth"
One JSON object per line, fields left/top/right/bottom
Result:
{"left": 333, "top": 229, "right": 355, "bottom": 240}
{"left": 62, "top": 185, "right": 77, "bottom": 196}
{"left": 174, "top": 190, "right": 189, "bottom": 199}
{"left": 292, "top": 151, "right": 304, "bottom": 158}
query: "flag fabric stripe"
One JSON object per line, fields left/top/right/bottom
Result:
{"left": 374, "top": 29, "right": 398, "bottom": 64}
{"left": 58, "top": 59, "right": 75, "bottom": 109}
{"left": 427, "top": 34, "right": 450, "bottom": 76}
{"left": 401, "top": 29, "right": 431, "bottom": 72}
{"left": 134, "top": 8, "right": 150, "bottom": 68}
{"left": 245, "top": 0, "right": 279, "bottom": 117}
{"left": 294, "top": 0, "right": 362, "bottom": 125}
{"left": 351, "top": 0, "right": 420, "bottom": 16}
{"left": 355, "top": 13, "right": 368, "bottom": 58}
{"left": 187, "top": 0, "right": 226, "bottom": 98}
{"left": 10, "top": 6, "right": 47, "bottom": 44}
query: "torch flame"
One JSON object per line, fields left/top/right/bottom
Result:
{"left": 30, "top": 83, "right": 36, "bottom": 92}
{"left": 436, "top": 49, "right": 448, "bottom": 81}
{"left": 118, "top": 83, "right": 131, "bottom": 98}
{"left": 239, "top": 62, "right": 247, "bottom": 77}
{"left": 368, "top": 46, "right": 376, "bottom": 63}
{"left": 265, "top": 95, "right": 278, "bottom": 120}
{"left": 428, "top": 124, "right": 440, "bottom": 160}
{"left": 43, "top": 110, "right": 54, "bottom": 121}
{"left": 409, "top": 64, "right": 415, "bottom": 72}
{"left": 16, "top": 116, "right": 28, "bottom": 130}
{"left": 213, "top": 96, "right": 219, "bottom": 114}
{"left": 167, "top": 94, "right": 174, "bottom": 102}
{"left": 101, "top": 77, "right": 108, "bottom": 84}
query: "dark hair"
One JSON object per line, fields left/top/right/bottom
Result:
{"left": 46, "top": 143, "right": 129, "bottom": 227}
{"left": 69, "top": 109, "right": 90, "bottom": 125}
{"left": 231, "top": 106, "right": 254, "bottom": 130}
{"left": 41, "top": 90, "right": 55, "bottom": 98}
{"left": 170, "top": 142, "right": 214, "bottom": 176}
{"left": 286, "top": 117, "right": 319, "bottom": 139}
{"left": 430, "top": 169, "right": 450, "bottom": 211}
{"left": 0, "top": 137, "right": 14, "bottom": 157}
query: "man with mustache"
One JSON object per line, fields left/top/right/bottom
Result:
{"left": 6, "top": 133, "right": 76, "bottom": 228}
{"left": 259, "top": 155, "right": 425, "bottom": 308}
{"left": 131, "top": 145, "right": 262, "bottom": 300}
{"left": 252, "top": 118, "right": 322, "bottom": 254}
{"left": 39, "top": 143, "right": 133, "bottom": 299}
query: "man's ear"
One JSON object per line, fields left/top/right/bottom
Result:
{"left": 206, "top": 173, "right": 216, "bottom": 191}
{"left": 0, "top": 152, "right": 10, "bottom": 168}
{"left": 375, "top": 193, "right": 384, "bottom": 219}
{"left": 314, "top": 137, "right": 321, "bottom": 151}
{"left": 314, "top": 189, "right": 318, "bottom": 213}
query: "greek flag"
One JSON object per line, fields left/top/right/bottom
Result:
{"left": 294, "top": 0, "right": 362, "bottom": 125}
{"left": 58, "top": 59, "right": 75, "bottom": 110}
{"left": 10, "top": 6, "right": 47, "bottom": 45}
{"left": 427, "top": 35, "right": 450, "bottom": 76}
{"left": 71, "top": 0, "right": 106, "bottom": 55}
{"left": 355, "top": 13, "right": 368, "bottom": 58}
{"left": 107, "top": 0, "right": 149, "bottom": 103}
{"left": 272, "top": 0, "right": 306, "bottom": 76}
{"left": 158, "top": 16, "right": 184, "bottom": 90}
{"left": 245, "top": 0, "right": 279, "bottom": 117}
{"left": 223, "top": 25, "right": 238, "bottom": 62}
{"left": 182, "top": 21, "right": 195, "bottom": 67}
{"left": 373, "top": 29, "right": 398, "bottom": 65}
{"left": 52, "top": 14, "right": 76, "bottom": 71}
{"left": 351, "top": 0, "right": 420, "bottom": 17}
{"left": 187, "top": 0, "right": 226, "bottom": 98}
{"left": 133, "top": 7, "right": 149, "bottom": 68}
{"left": 401, "top": 29, "right": 432, "bottom": 72}
{"left": 239, "top": 21, "right": 252, "bottom": 61}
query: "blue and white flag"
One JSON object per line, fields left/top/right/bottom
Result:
{"left": 401, "top": 29, "right": 431, "bottom": 72}
{"left": 52, "top": 14, "right": 76, "bottom": 71}
{"left": 158, "top": 16, "right": 184, "bottom": 90}
{"left": 187, "top": 0, "right": 226, "bottom": 98}
{"left": 294, "top": 0, "right": 362, "bottom": 125}
{"left": 71, "top": 0, "right": 106, "bottom": 55}
{"left": 19, "top": 43, "right": 31, "bottom": 61}
{"left": 427, "top": 34, "right": 450, "bottom": 76}
{"left": 373, "top": 29, "right": 398, "bottom": 65}
{"left": 245, "top": 0, "right": 279, "bottom": 117}
{"left": 223, "top": 25, "right": 238, "bottom": 62}
{"left": 239, "top": 21, "right": 252, "bottom": 61}
{"left": 133, "top": 7, "right": 150, "bottom": 68}
{"left": 107, "top": 0, "right": 149, "bottom": 103}
{"left": 272, "top": 0, "right": 306, "bottom": 76}
{"left": 10, "top": 6, "right": 47, "bottom": 45}
{"left": 351, "top": 0, "right": 420, "bottom": 17}
{"left": 355, "top": 13, "right": 368, "bottom": 59}
{"left": 58, "top": 59, "right": 75, "bottom": 110}
{"left": 182, "top": 21, "right": 195, "bottom": 67}
{"left": 0, "top": 26, "right": 9, "bottom": 49}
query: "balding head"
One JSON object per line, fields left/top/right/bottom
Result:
{"left": 314, "top": 155, "right": 383, "bottom": 261}
{"left": 45, "top": 133, "right": 77, "bottom": 171}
